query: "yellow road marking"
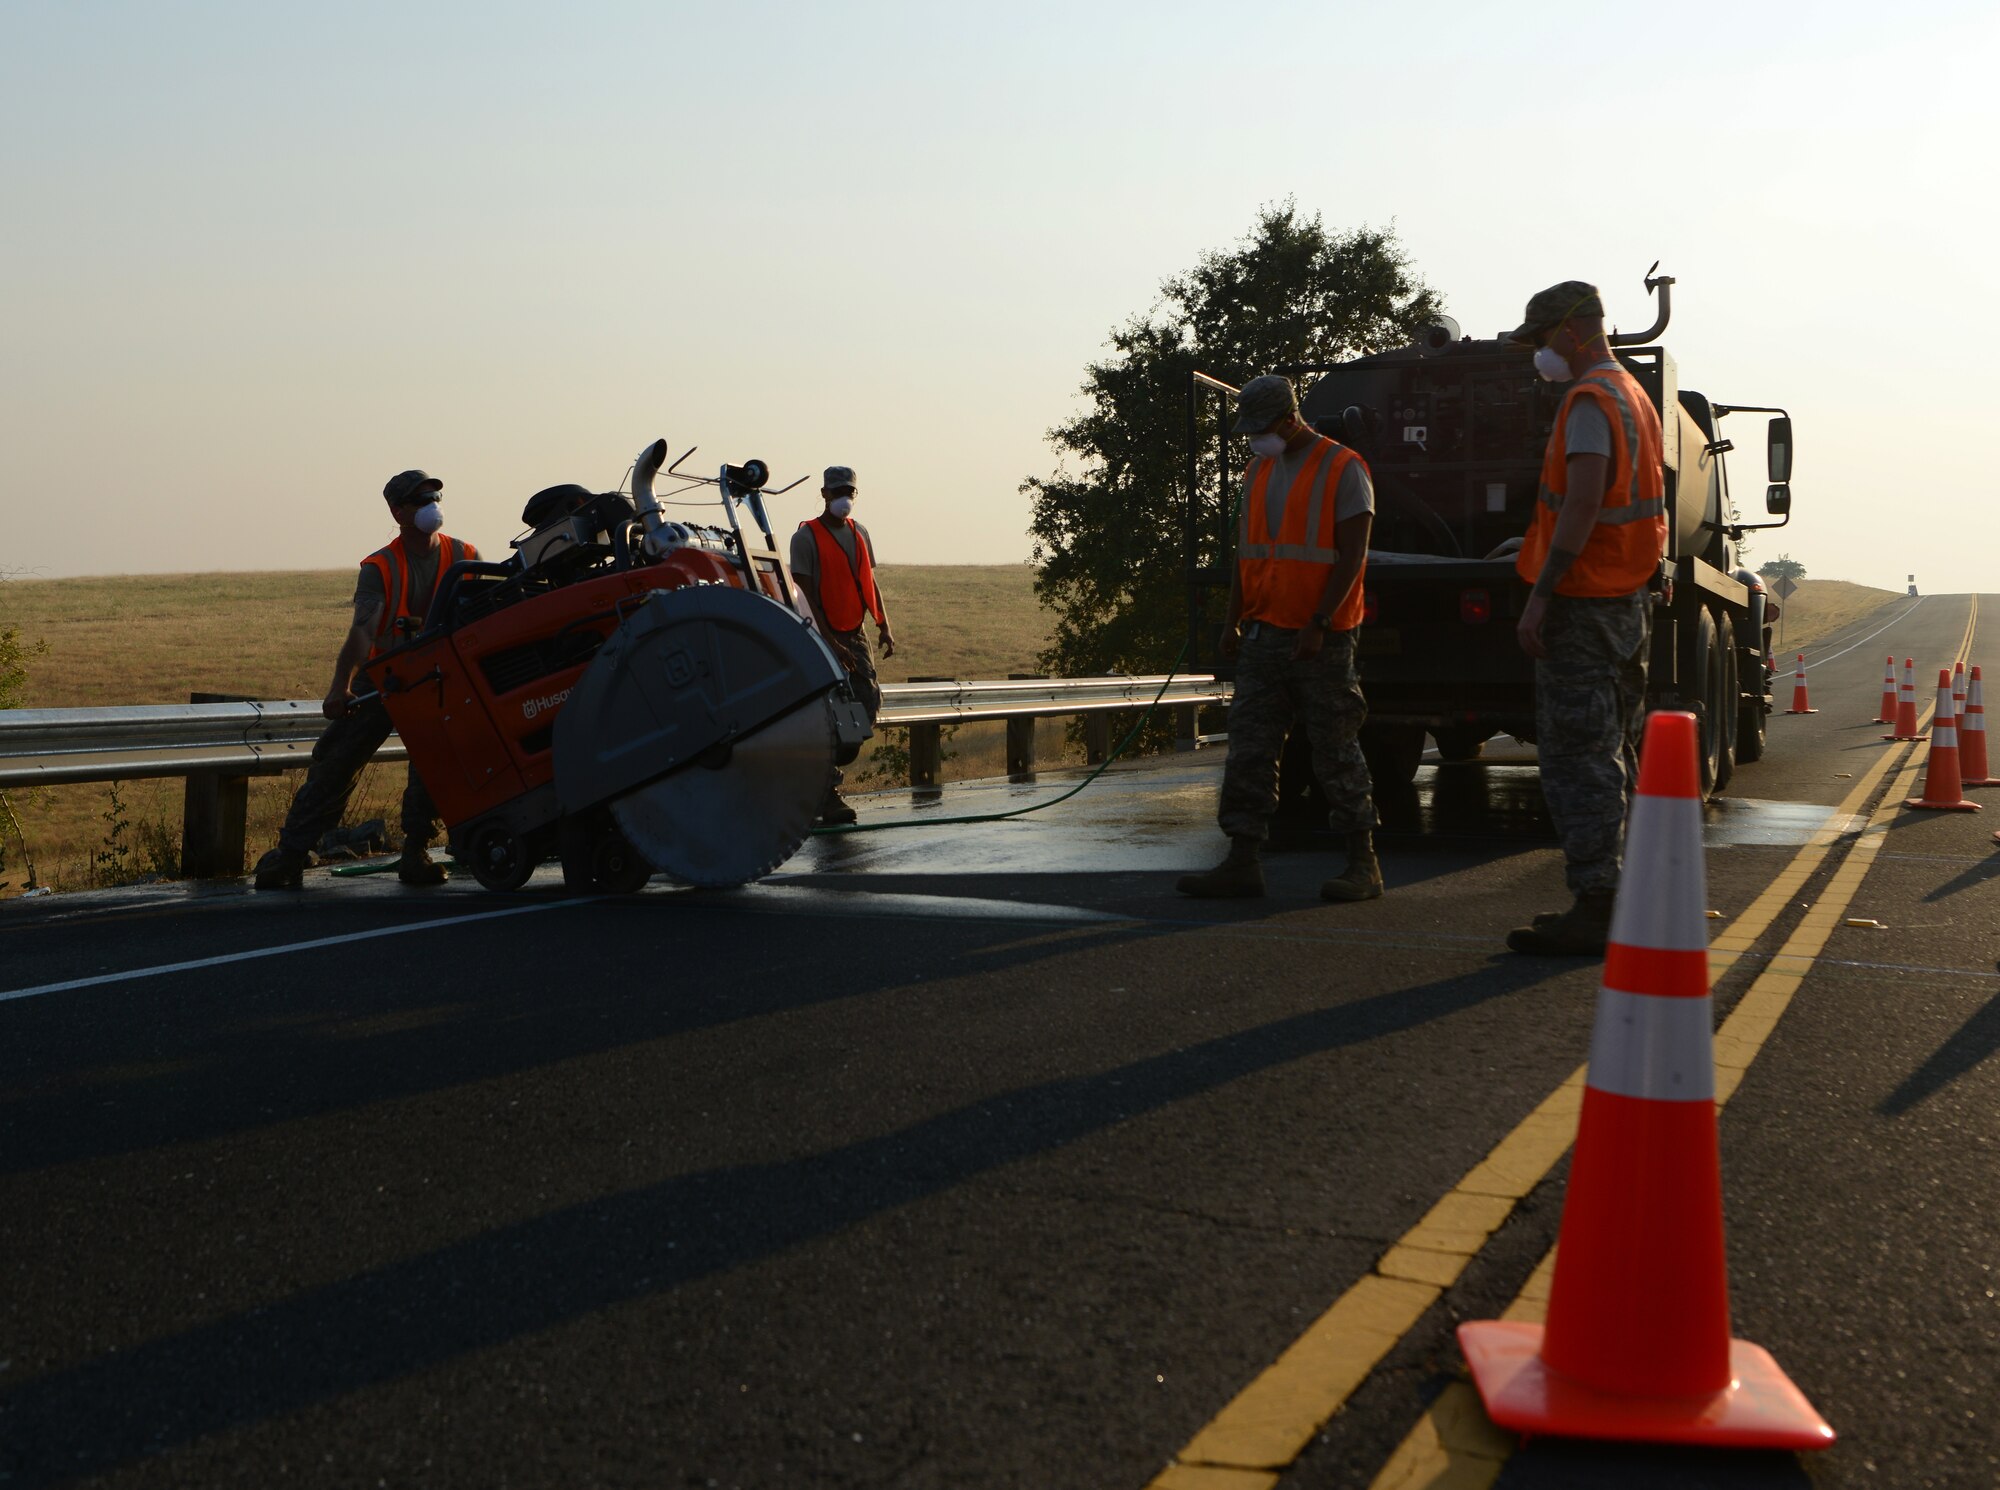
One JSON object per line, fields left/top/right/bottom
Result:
{"left": 1149, "top": 597, "right": 1977, "bottom": 1489}
{"left": 1364, "top": 600, "right": 1974, "bottom": 1489}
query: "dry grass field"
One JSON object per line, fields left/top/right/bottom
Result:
{"left": 1771, "top": 578, "right": 1902, "bottom": 657}
{"left": 0, "top": 568, "right": 1899, "bottom": 896}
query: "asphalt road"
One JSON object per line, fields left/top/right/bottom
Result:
{"left": 3, "top": 594, "right": 1996, "bottom": 1490}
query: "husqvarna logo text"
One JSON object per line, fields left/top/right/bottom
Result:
{"left": 522, "top": 688, "right": 572, "bottom": 721}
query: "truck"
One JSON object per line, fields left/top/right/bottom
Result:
{"left": 1185, "top": 270, "right": 1793, "bottom": 803}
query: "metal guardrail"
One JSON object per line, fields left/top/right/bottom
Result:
{"left": 0, "top": 675, "right": 1230, "bottom": 790}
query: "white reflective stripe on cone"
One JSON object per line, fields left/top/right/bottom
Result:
{"left": 1936, "top": 725, "right": 1958, "bottom": 747}
{"left": 1585, "top": 987, "right": 1717, "bottom": 1102}
{"left": 1604, "top": 796, "right": 1708, "bottom": 952}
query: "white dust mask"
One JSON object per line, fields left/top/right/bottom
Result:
{"left": 412, "top": 502, "right": 444, "bottom": 535}
{"left": 1532, "top": 345, "right": 1574, "bottom": 383}
{"left": 828, "top": 496, "right": 853, "bottom": 518}
{"left": 1247, "top": 432, "right": 1288, "bottom": 458}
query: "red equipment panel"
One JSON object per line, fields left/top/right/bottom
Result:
{"left": 368, "top": 542, "right": 794, "bottom": 831}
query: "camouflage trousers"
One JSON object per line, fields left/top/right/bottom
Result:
{"left": 1219, "top": 624, "right": 1375, "bottom": 840}
{"left": 1535, "top": 592, "right": 1651, "bottom": 894}
{"left": 275, "top": 699, "right": 440, "bottom": 859}
{"left": 821, "top": 627, "right": 881, "bottom": 790}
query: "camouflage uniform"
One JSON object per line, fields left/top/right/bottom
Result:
{"left": 818, "top": 627, "right": 880, "bottom": 790}
{"left": 1219, "top": 623, "right": 1375, "bottom": 840}
{"left": 274, "top": 700, "right": 440, "bottom": 859}
{"left": 1535, "top": 591, "right": 1650, "bottom": 893}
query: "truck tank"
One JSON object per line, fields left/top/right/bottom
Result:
{"left": 1297, "top": 341, "right": 1736, "bottom": 565}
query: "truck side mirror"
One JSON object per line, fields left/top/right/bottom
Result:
{"left": 1767, "top": 416, "right": 1792, "bottom": 483}
{"left": 1765, "top": 484, "right": 1791, "bottom": 516}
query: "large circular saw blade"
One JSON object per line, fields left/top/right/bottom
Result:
{"left": 609, "top": 698, "right": 837, "bottom": 887}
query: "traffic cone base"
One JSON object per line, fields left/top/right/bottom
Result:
{"left": 1907, "top": 794, "right": 1980, "bottom": 812}
{"left": 1458, "top": 1321, "right": 1837, "bottom": 1451}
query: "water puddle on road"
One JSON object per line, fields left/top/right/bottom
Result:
{"left": 1703, "top": 796, "right": 1859, "bottom": 848}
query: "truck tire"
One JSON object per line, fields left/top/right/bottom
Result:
{"left": 1713, "top": 613, "right": 1738, "bottom": 794}
{"left": 1361, "top": 721, "right": 1427, "bottom": 788}
{"left": 1431, "top": 725, "right": 1488, "bottom": 763}
{"left": 1683, "top": 607, "right": 1733, "bottom": 798}
{"left": 1736, "top": 684, "right": 1768, "bottom": 763}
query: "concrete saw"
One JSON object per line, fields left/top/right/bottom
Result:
{"left": 552, "top": 583, "right": 864, "bottom": 887}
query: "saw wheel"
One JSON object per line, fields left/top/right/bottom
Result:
{"left": 608, "top": 697, "right": 837, "bottom": 888}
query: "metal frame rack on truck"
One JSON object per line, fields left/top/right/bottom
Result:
{"left": 1186, "top": 270, "right": 1795, "bottom": 804}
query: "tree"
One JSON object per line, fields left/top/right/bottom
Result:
{"left": 1757, "top": 554, "right": 1806, "bottom": 584}
{"left": 1026, "top": 204, "right": 1442, "bottom": 692}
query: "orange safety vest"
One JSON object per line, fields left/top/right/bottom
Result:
{"left": 801, "top": 517, "right": 885, "bottom": 632}
{"left": 1515, "top": 364, "right": 1666, "bottom": 598}
{"left": 1236, "top": 436, "right": 1369, "bottom": 632}
{"left": 360, "top": 533, "right": 478, "bottom": 658}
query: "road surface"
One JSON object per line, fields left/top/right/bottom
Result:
{"left": 3, "top": 594, "right": 1995, "bottom": 1489}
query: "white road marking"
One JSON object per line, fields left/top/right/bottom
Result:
{"left": 1799, "top": 596, "right": 1926, "bottom": 669}
{"left": 0, "top": 898, "right": 594, "bottom": 1004}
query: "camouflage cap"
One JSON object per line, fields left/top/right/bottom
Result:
{"left": 1507, "top": 281, "right": 1604, "bottom": 343}
{"left": 382, "top": 469, "right": 442, "bottom": 504}
{"left": 823, "top": 465, "right": 857, "bottom": 491}
{"left": 1230, "top": 374, "right": 1298, "bottom": 434}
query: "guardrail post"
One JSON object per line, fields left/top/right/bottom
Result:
{"left": 1084, "top": 713, "right": 1113, "bottom": 764}
{"left": 180, "top": 692, "right": 254, "bottom": 877}
{"left": 1174, "top": 703, "right": 1200, "bottom": 751}
{"left": 906, "top": 677, "right": 949, "bottom": 790}
{"left": 1006, "top": 674, "right": 1044, "bottom": 780}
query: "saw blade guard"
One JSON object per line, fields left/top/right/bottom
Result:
{"left": 553, "top": 584, "right": 846, "bottom": 817}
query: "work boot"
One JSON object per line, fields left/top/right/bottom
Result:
{"left": 1320, "top": 830, "right": 1385, "bottom": 902}
{"left": 1507, "top": 888, "right": 1617, "bottom": 956}
{"left": 1177, "top": 836, "right": 1265, "bottom": 898}
{"left": 252, "top": 848, "right": 306, "bottom": 891}
{"left": 818, "top": 791, "right": 859, "bottom": 827}
{"left": 396, "top": 843, "right": 449, "bottom": 886}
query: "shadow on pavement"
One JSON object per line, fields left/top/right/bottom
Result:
{"left": 1920, "top": 855, "right": 2000, "bottom": 902}
{"left": 0, "top": 954, "right": 1557, "bottom": 1486}
{"left": 1878, "top": 986, "right": 2000, "bottom": 1116}
{"left": 1495, "top": 1436, "right": 1813, "bottom": 1488}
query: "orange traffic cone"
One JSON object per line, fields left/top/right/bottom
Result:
{"left": 1954, "top": 661, "right": 1967, "bottom": 722}
{"left": 1784, "top": 654, "right": 1816, "bottom": 714}
{"left": 1458, "top": 711, "right": 1835, "bottom": 1451}
{"left": 1875, "top": 656, "right": 1897, "bottom": 724}
{"left": 1907, "top": 670, "right": 1982, "bottom": 811}
{"left": 1883, "top": 658, "right": 1926, "bottom": 742}
{"left": 1963, "top": 668, "right": 1998, "bottom": 788}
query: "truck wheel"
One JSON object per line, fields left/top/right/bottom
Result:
{"left": 1713, "top": 613, "right": 1738, "bottom": 794}
{"left": 1431, "top": 726, "right": 1488, "bottom": 763}
{"left": 1736, "top": 678, "right": 1768, "bottom": 763}
{"left": 1361, "top": 722, "right": 1427, "bottom": 787}
{"left": 1684, "top": 608, "right": 1731, "bottom": 798}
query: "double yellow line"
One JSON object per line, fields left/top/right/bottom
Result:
{"left": 1147, "top": 598, "right": 1978, "bottom": 1490}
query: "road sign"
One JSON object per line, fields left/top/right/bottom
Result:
{"left": 1773, "top": 575, "right": 1798, "bottom": 600}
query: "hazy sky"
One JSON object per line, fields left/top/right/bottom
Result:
{"left": 4, "top": 1, "right": 1995, "bottom": 593}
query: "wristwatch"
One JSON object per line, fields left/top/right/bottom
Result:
{"left": 1311, "top": 612, "right": 1334, "bottom": 633}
